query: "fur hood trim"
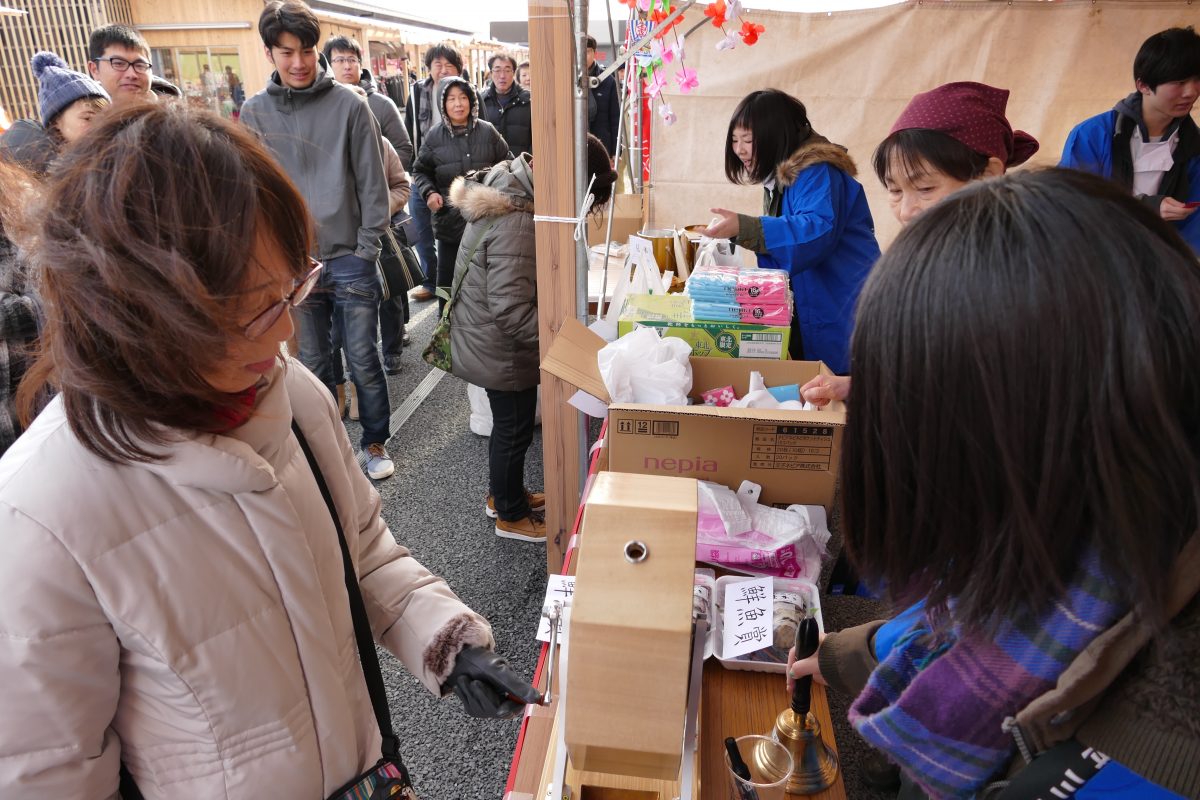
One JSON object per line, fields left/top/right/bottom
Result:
{"left": 775, "top": 137, "right": 858, "bottom": 186}
{"left": 448, "top": 159, "right": 535, "bottom": 222}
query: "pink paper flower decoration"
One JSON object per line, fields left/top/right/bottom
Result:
{"left": 675, "top": 66, "right": 699, "bottom": 94}
{"left": 663, "top": 41, "right": 684, "bottom": 63}
{"left": 646, "top": 68, "right": 669, "bottom": 99}
{"left": 658, "top": 102, "right": 677, "bottom": 126}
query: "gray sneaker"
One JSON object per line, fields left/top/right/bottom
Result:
{"left": 365, "top": 443, "right": 395, "bottom": 480}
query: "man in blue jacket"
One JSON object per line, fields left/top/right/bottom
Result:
{"left": 1060, "top": 26, "right": 1200, "bottom": 252}
{"left": 241, "top": 0, "right": 395, "bottom": 480}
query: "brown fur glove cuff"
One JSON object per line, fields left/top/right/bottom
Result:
{"left": 423, "top": 612, "right": 496, "bottom": 692}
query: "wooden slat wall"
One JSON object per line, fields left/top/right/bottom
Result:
{"left": 529, "top": 0, "right": 581, "bottom": 575}
{"left": 1, "top": 0, "right": 530, "bottom": 126}
{"left": 0, "top": 0, "right": 130, "bottom": 123}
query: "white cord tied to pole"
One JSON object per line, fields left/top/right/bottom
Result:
{"left": 533, "top": 173, "right": 596, "bottom": 242}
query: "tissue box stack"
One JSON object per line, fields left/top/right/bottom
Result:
{"left": 617, "top": 293, "right": 792, "bottom": 359}
{"left": 686, "top": 266, "right": 792, "bottom": 327}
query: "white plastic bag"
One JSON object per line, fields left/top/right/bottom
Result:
{"left": 693, "top": 236, "right": 741, "bottom": 268}
{"left": 601, "top": 236, "right": 665, "bottom": 335}
{"left": 596, "top": 326, "right": 693, "bottom": 405}
{"left": 466, "top": 383, "right": 541, "bottom": 437}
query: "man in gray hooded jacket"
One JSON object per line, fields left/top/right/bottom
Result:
{"left": 241, "top": 0, "right": 395, "bottom": 480}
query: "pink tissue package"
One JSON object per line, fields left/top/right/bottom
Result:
{"left": 701, "top": 385, "right": 737, "bottom": 407}
{"left": 736, "top": 270, "right": 790, "bottom": 305}
{"left": 694, "top": 480, "right": 829, "bottom": 581}
{"left": 739, "top": 304, "right": 791, "bottom": 326}
{"left": 696, "top": 510, "right": 816, "bottom": 579}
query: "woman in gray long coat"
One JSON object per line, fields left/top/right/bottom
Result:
{"left": 449, "top": 136, "right": 613, "bottom": 543}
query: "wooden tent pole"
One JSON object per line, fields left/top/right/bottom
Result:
{"left": 530, "top": 0, "right": 582, "bottom": 574}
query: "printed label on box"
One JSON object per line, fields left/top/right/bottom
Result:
{"left": 536, "top": 574, "right": 575, "bottom": 642}
{"left": 722, "top": 577, "right": 774, "bottom": 659}
{"left": 652, "top": 420, "right": 679, "bottom": 437}
{"left": 750, "top": 424, "right": 835, "bottom": 471}
{"left": 739, "top": 332, "right": 784, "bottom": 359}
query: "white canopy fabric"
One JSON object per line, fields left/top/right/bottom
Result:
{"left": 647, "top": 1, "right": 1197, "bottom": 247}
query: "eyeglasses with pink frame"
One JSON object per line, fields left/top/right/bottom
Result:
{"left": 242, "top": 258, "right": 323, "bottom": 340}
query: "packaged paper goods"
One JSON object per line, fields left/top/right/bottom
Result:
{"left": 617, "top": 293, "right": 791, "bottom": 360}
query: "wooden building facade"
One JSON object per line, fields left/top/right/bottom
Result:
{"left": 1, "top": 0, "right": 528, "bottom": 124}
{"left": 0, "top": 0, "right": 134, "bottom": 124}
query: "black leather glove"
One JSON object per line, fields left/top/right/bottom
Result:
{"left": 443, "top": 646, "right": 541, "bottom": 719}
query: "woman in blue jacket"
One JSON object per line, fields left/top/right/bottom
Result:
{"left": 704, "top": 89, "right": 880, "bottom": 373}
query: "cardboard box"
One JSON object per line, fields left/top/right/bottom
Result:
{"left": 541, "top": 319, "right": 846, "bottom": 511}
{"left": 587, "top": 191, "right": 643, "bottom": 247}
{"left": 566, "top": 471, "right": 698, "bottom": 780}
{"left": 616, "top": 293, "right": 791, "bottom": 360}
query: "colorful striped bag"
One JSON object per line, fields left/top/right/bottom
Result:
{"left": 328, "top": 760, "right": 415, "bottom": 800}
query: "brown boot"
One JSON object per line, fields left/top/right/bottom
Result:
{"left": 335, "top": 383, "right": 347, "bottom": 418}
{"left": 485, "top": 490, "right": 546, "bottom": 519}
{"left": 495, "top": 510, "right": 547, "bottom": 543}
{"left": 347, "top": 382, "right": 359, "bottom": 421}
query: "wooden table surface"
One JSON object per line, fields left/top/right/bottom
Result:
{"left": 701, "top": 664, "right": 846, "bottom": 800}
{"left": 506, "top": 656, "right": 846, "bottom": 799}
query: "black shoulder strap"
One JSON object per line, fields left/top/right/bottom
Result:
{"left": 291, "top": 421, "right": 406, "bottom": 769}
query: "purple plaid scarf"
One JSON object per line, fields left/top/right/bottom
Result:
{"left": 849, "top": 552, "right": 1125, "bottom": 798}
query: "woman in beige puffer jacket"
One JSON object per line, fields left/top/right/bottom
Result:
{"left": 0, "top": 103, "right": 536, "bottom": 800}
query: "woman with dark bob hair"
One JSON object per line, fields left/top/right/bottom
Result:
{"left": 789, "top": 169, "right": 1200, "bottom": 798}
{"left": 0, "top": 104, "right": 537, "bottom": 798}
{"left": 703, "top": 89, "right": 880, "bottom": 373}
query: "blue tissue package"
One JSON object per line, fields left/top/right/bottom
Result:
{"left": 766, "top": 384, "right": 800, "bottom": 403}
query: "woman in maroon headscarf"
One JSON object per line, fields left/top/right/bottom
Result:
{"left": 802, "top": 81, "right": 1039, "bottom": 407}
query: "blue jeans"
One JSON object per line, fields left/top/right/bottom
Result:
{"left": 330, "top": 293, "right": 407, "bottom": 376}
{"left": 408, "top": 192, "right": 437, "bottom": 291}
{"left": 293, "top": 254, "right": 391, "bottom": 448}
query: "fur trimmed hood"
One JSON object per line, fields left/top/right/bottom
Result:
{"left": 449, "top": 154, "right": 535, "bottom": 222}
{"left": 775, "top": 135, "right": 858, "bottom": 187}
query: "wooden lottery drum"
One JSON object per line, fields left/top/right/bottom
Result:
{"left": 565, "top": 471, "right": 699, "bottom": 781}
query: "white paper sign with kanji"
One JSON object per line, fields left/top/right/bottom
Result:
{"left": 722, "top": 577, "right": 774, "bottom": 659}
{"left": 536, "top": 574, "right": 576, "bottom": 642}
